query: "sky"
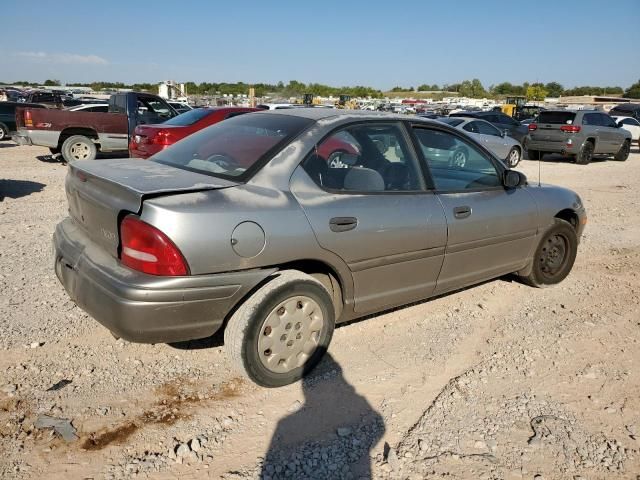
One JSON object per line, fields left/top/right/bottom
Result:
{"left": 1, "top": 0, "right": 639, "bottom": 90}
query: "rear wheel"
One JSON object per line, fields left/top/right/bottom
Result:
{"left": 0, "top": 123, "right": 8, "bottom": 141}
{"left": 224, "top": 270, "right": 335, "bottom": 387}
{"left": 519, "top": 218, "right": 577, "bottom": 288}
{"left": 575, "top": 141, "right": 593, "bottom": 165}
{"left": 61, "top": 135, "right": 97, "bottom": 162}
{"left": 614, "top": 140, "right": 630, "bottom": 161}
{"left": 506, "top": 147, "right": 521, "bottom": 167}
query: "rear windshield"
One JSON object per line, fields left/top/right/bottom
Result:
{"left": 151, "top": 113, "right": 313, "bottom": 180}
{"left": 162, "top": 108, "right": 212, "bottom": 126}
{"left": 538, "top": 111, "right": 576, "bottom": 124}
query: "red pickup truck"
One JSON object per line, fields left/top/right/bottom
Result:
{"left": 13, "top": 92, "right": 177, "bottom": 162}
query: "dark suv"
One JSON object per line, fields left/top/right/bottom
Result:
{"left": 449, "top": 110, "right": 528, "bottom": 143}
{"left": 608, "top": 103, "right": 640, "bottom": 122}
{"left": 526, "top": 110, "right": 632, "bottom": 164}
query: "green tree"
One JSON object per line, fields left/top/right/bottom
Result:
{"left": 43, "top": 79, "right": 61, "bottom": 86}
{"left": 526, "top": 83, "right": 548, "bottom": 101}
{"left": 544, "top": 82, "right": 564, "bottom": 97}
{"left": 624, "top": 79, "right": 640, "bottom": 99}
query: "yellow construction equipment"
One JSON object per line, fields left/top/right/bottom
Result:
{"left": 501, "top": 96, "right": 527, "bottom": 117}
{"left": 336, "top": 94, "right": 357, "bottom": 109}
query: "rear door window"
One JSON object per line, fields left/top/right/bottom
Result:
{"left": 538, "top": 112, "right": 576, "bottom": 125}
{"left": 303, "top": 123, "right": 425, "bottom": 192}
{"left": 476, "top": 121, "right": 502, "bottom": 136}
{"left": 621, "top": 118, "right": 640, "bottom": 126}
{"left": 582, "top": 113, "right": 602, "bottom": 126}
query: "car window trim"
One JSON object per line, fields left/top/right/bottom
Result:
{"left": 299, "top": 119, "right": 431, "bottom": 195}
{"left": 408, "top": 121, "right": 507, "bottom": 194}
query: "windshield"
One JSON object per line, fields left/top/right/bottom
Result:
{"left": 163, "top": 108, "right": 212, "bottom": 126}
{"left": 151, "top": 113, "right": 313, "bottom": 180}
{"left": 439, "top": 118, "right": 464, "bottom": 127}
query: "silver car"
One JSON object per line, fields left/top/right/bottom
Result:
{"left": 53, "top": 110, "right": 586, "bottom": 387}
{"left": 439, "top": 116, "right": 523, "bottom": 167}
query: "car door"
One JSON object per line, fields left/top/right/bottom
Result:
{"left": 290, "top": 122, "right": 448, "bottom": 314}
{"left": 411, "top": 124, "right": 538, "bottom": 295}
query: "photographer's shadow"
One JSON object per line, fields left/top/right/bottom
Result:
{"left": 261, "top": 352, "right": 384, "bottom": 480}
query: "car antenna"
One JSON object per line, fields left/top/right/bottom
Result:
{"left": 538, "top": 153, "right": 541, "bottom": 187}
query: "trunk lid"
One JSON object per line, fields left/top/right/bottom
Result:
{"left": 530, "top": 111, "right": 577, "bottom": 143}
{"left": 66, "top": 158, "right": 237, "bottom": 256}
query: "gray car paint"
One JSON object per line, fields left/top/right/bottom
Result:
{"left": 54, "top": 109, "right": 587, "bottom": 344}
{"left": 444, "top": 117, "right": 522, "bottom": 161}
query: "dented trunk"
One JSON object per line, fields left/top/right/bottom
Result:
{"left": 65, "top": 159, "right": 238, "bottom": 257}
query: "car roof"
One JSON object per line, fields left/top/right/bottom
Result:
{"left": 261, "top": 108, "right": 414, "bottom": 122}
{"left": 611, "top": 103, "right": 640, "bottom": 111}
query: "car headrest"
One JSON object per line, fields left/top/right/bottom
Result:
{"left": 343, "top": 167, "right": 385, "bottom": 192}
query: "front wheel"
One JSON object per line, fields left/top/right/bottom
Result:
{"left": 505, "top": 147, "right": 521, "bottom": 167}
{"left": 224, "top": 270, "right": 335, "bottom": 387}
{"left": 0, "top": 123, "right": 8, "bottom": 141}
{"left": 519, "top": 218, "right": 577, "bottom": 288}
{"left": 61, "top": 135, "right": 97, "bottom": 162}
{"left": 614, "top": 140, "right": 630, "bottom": 161}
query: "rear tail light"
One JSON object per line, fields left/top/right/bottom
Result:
{"left": 528, "top": 123, "right": 537, "bottom": 131}
{"left": 151, "top": 129, "right": 176, "bottom": 146}
{"left": 24, "top": 110, "right": 33, "bottom": 127}
{"left": 560, "top": 125, "right": 581, "bottom": 133}
{"left": 119, "top": 216, "right": 189, "bottom": 276}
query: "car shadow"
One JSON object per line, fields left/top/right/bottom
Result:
{"left": 0, "top": 179, "right": 45, "bottom": 201}
{"left": 36, "top": 151, "right": 128, "bottom": 164}
{"left": 0, "top": 142, "right": 18, "bottom": 149}
{"left": 260, "top": 351, "right": 385, "bottom": 479}
{"left": 524, "top": 152, "right": 609, "bottom": 164}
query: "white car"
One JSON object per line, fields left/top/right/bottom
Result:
{"left": 611, "top": 116, "right": 640, "bottom": 144}
{"left": 65, "top": 103, "right": 109, "bottom": 113}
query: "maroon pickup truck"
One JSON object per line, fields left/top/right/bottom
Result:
{"left": 13, "top": 92, "right": 177, "bottom": 162}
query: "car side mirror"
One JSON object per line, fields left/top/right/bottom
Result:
{"left": 503, "top": 170, "right": 526, "bottom": 188}
{"left": 502, "top": 129, "right": 508, "bottom": 137}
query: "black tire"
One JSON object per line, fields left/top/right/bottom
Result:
{"left": 527, "top": 149, "right": 540, "bottom": 160}
{"left": 61, "top": 135, "right": 97, "bottom": 162}
{"left": 0, "top": 123, "right": 8, "bottom": 141}
{"left": 614, "top": 140, "right": 630, "bottom": 161}
{"left": 224, "top": 270, "right": 335, "bottom": 388}
{"left": 506, "top": 147, "right": 521, "bottom": 167}
{"left": 575, "top": 141, "right": 593, "bottom": 165}
{"left": 519, "top": 218, "right": 577, "bottom": 288}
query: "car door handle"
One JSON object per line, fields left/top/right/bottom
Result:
{"left": 453, "top": 206, "right": 472, "bottom": 219}
{"left": 329, "top": 217, "right": 358, "bottom": 232}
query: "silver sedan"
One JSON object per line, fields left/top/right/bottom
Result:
{"left": 439, "top": 116, "right": 523, "bottom": 167}
{"left": 53, "top": 109, "right": 586, "bottom": 387}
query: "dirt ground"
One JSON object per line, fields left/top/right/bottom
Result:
{"left": 1, "top": 143, "right": 639, "bottom": 480}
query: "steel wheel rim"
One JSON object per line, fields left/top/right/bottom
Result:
{"left": 509, "top": 149, "right": 520, "bottom": 166}
{"left": 0, "top": 128, "right": 5, "bottom": 140}
{"left": 257, "top": 295, "right": 324, "bottom": 374}
{"left": 70, "top": 142, "right": 90, "bottom": 160}
{"left": 539, "top": 233, "right": 568, "bottom": 278}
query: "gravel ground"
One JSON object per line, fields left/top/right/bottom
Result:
{"left": 1, "top": 143, "right": 639, "bottom": 479}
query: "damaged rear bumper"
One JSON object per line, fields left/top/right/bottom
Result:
{"left": 53, "top": 217, "right": 276, "bottom": 344}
